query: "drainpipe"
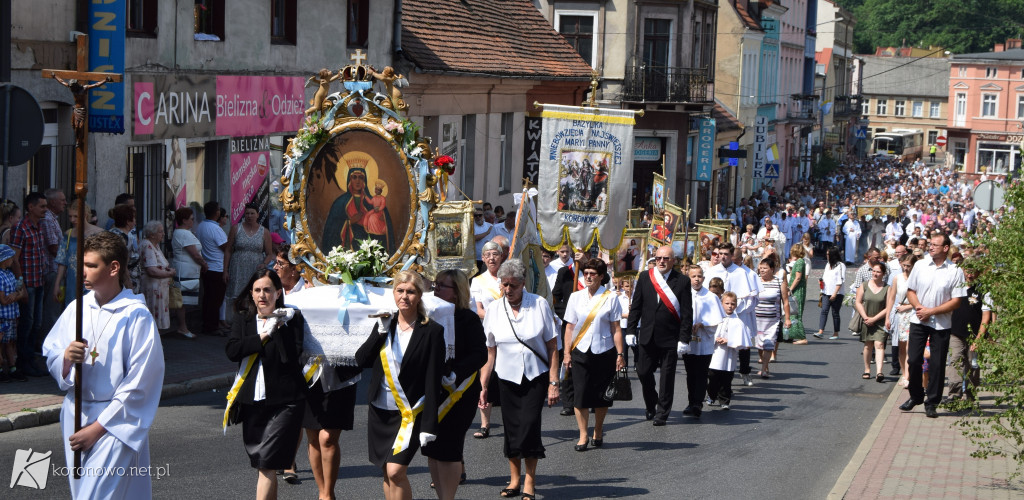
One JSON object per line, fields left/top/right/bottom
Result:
{"left": 393, "top": 0, "right": 403, "bottom": 57}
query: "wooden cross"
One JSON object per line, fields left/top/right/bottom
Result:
{"left": 350, "top": 49, "right": 367, "bottom": 66}
{"left": 39, "top": 34, "right": 122, "bottom": 481}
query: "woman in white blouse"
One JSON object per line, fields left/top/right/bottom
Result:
{"left": 563, "top": 258, "right": 625, "bottom": 452}
{"left": 815, "top": 247, "right": 846, "bottom": 340}
{"left": 479, "top": 260, "right": 559, "bottom": 500}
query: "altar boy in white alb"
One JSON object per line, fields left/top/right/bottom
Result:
{"left": 42, "top": 232, "right": 165, "bottom": 499}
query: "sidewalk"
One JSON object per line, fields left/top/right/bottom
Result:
{"left": 831, "top": 383, "right": 1024, "bottom": 499}
{"left": 0, "top": 332, "right": 235, "bottom": 432}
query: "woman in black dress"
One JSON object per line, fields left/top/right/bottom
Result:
{"left": 355, "top": 270, "right": 445, "bottom": 500}
{"left": 423, "top": 269, "right": 487, "bottom": 500}
{"left": 225, "top": 269, "right": 306, "bottom": 500}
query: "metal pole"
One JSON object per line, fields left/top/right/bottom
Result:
{"left": 3, "top": 85, "right": 9, "bottom": 200}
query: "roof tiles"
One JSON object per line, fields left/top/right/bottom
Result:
{"left": 400, "top": 0, "right": 593, "bottom": 80}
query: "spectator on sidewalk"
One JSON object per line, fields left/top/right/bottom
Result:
{"left": 140, "top": 220, "right": 175, "bottom": 333}
{"left": 900, "top": 232, "right": 967, "bottom": 418}
{"left": 11, "top": 192, "right": 49, "bottom": 377}
{"left": 197, "top": 201, "right": 228, "bottom": 336}
{"left": 108, "top": 204, "right": 141, "bottom": 294}
{"left": 53, "top": 200, "right": 103, "bottom": 309}
{"left": 0, "top": 244, "right": 26, "bottom": 382}
{"left": 103, "top": 193, "right": 134, "bottom": 230}
{"left": 944, "top": 265, "right": 987, "bottom": 403}
{"left": 170, "top": 207, "right": 204, "bottom": 339}
{"left": 40, "top": 188, "right": 66, "bottom": 335}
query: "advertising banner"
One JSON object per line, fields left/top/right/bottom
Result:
{"left": 230, "top": 136, "right": 271, "bottom": 223}
{"left": 538, "top": 104, "right": 635, "bottom": 250}
{"left": 133, "top": 74, "right": 217, "bottom": 140}
{"left": 695, "top": 119, "right": 715, "bottom": 181}
{"left": 88, "top": 0, "right": 126, "bottom": 133}
{"left": 215, "top": 76, "right": 305, "bottom": 137}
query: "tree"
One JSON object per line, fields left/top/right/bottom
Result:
{"left": 834, "top": 0, "right": 1024, "bottom": 55}
{"left": 955, "top": 180, "right": 1024, "bottom": 476}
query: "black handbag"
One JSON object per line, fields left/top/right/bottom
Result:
{"left": 602, "top": 368, "right": 633, "bottom": 402}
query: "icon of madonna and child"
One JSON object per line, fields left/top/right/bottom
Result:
{"left": 305, "top": 130, "right": 409, "bottom": 256}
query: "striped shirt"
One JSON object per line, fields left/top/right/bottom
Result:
{"left": 40, "top": 209, "right": 62, "bottom": 273}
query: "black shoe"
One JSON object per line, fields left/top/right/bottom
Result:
{"left": 925, "top": 405, "right": 939, "bottom": 418}
{"left": 574, "top": 441, "right": 588, "bottom": 452}
{"left": 8, "top": 368, "right": 26, "bottom": 382}
{"left": 652, "top": 419, "right": 667, "bottom": 427}
{"left": 559, "top": 407, "right": 574, "bottom": 416}
{"left": 589, "top": 437, "right": 603, "bottom": 448}
{"left": 644, "top": 410, "right": 655, "bottom": 421}
{"left": 682, "top": 406, "right": 695, "bottom": 416}
{"left": 899, "top": 398, "right": 923, "bottom": 412}
{"left": 889, "top": 368, "right": 901, "bottom": 376}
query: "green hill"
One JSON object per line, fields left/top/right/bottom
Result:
{"left": 834, "top": 0, "right": 1024, "bottom": 55}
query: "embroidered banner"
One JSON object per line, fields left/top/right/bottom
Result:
{"left": 538, "top": 104, "right": 635, "bottom": 251}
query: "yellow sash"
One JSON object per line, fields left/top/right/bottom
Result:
{"left": 570, "top": 290, "right": 613, "bottom": 352}
{"left": 380, "top": 333, "right": 425, "bottom": 455}
{"left": 476, "top": 273, "right": 502, "bottom": 301}
{"left": 222, "top": 340, "right": 267, "bottom": 432}
{"left": 438, "top": 372, "right": 477, "bottom": 421}
{"left": 303, "top": 356, "right": 322, "bottom": 388}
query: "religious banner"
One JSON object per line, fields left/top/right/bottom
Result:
{"left": 613, "top": 228, "right": 647, "bottom": 275}
{"left": 753, "top": 115, "right": 767, "bottom": 179}
{"left": 652, "top": 173, "right": 666, "bottom": 214}
{"left": 627, "top": 208, "right": 644, "bottom": 228}
{"left": 662, "top": 202, "right": 683, "bottom": 242}
{"left": 538, "top": 104, "right": 636, "bottom": 251}
{"left": 695, "top": 118, "right": 715, "bottom": 182}
{"left": 423, "top": 200, "right": 476, "bottom": 280}
{"left": 696, "top": 223, "right": 729, "bottom": 262}
{"left": 230, "top": 135, "right": 271, "bottom": 223}
{"left": 649, "top": 215, "right": 671, "bottom": 245}
{"left": 88, "top": 0, "right": 126, "bottom": 133}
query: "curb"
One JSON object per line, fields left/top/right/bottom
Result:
{"left": 827, "top": 381, "right": 903, "bottom": 498}
{"left": 0, "top": 372, "right": 234, "bottom": 433}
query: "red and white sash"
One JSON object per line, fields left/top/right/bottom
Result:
{"left": 574, "top": 264, "right": 585, "bottom": 291}
{"left": 649, "top": 268, "right": 681, "bottom": 322}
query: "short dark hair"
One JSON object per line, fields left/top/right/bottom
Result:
{"left": 581, "top": 257, "right": 607, "bottom": 277}
{"left": 110, "top": 203, "right": 136, "bottom": 227}
{"left": 204, "top": 201, "right": 220, "bottom": 219}
{"left": 931, "top": 231, "right": 951, "bottom": 247}
{"left": 174, "top": 207, "right": 194, "bottom": 225}
{"left": 24, "top": 192, "right": 45, "bottom": 208}
{"left": 83, "top": 231, "right": 129, "bottom": 287}
{"left": 114, "top": 193, "right": 134, "bottom": 205}
{"left": 717, "top": 242, "right": 735, "bottom": 253}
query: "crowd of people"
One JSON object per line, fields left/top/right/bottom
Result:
{"left": 23, "top": 153, "right": 1007, "bottom": 499}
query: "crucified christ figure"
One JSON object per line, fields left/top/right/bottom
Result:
{"left": 52, "top": 75, "right": 112, "bottom": 148}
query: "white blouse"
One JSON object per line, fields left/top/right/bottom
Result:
{"left": 563, "top": 286, "right": 621, "bottom": 354}
{"left": 483, "top": 292, "right": 557, "bottom": 383}
{"left": 821, "top": 262, "right": 846, "bottom": 296}
{"left": 372, "top": 323, "right": 415, "bottom": 411}
{"left": 470, "top": 271, "right": 501, "bottom": 313}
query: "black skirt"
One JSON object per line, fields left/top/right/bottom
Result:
{"left": 240, "top": 401, "right": 304, "bottom": 470}
{"left": 421, "top": 382, "right": 481, "bottom": 462}
{"left": 571, "top": 348, "right": 617, "bottom": 409}
{"left": 303, "top": 381, "right": 358, "bottom": 431}
{"left": 367, "top": 404, "right": 422, "bottom": 468}
{"left": 498, "top": 375, "right": 547, "bottom": 460}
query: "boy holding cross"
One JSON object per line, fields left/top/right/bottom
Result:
{"left": 42, "top": 231, "right": 165, "bottom": 498}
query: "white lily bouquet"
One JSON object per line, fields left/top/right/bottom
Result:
{"left": 324, "top": 239, "right": 390, "bottom": 285}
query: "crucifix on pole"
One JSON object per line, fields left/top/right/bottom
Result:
{"left": 40, "top": 33, "right": 122, "bottom": 480}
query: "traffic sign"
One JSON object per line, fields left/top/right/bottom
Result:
{"left": 973, "top": 180, "right": 1004, "bottom": 212}
{"left": 765, "top": 163, "right": 780, "bottom": 179}
{"left": 936, "top": 135, "right": 947, "bottom": 147}
{"left": 0, "top": 84, "right": 44, "bottom": 166}
{"left": 854, "top": 127, "right": 867, "bottom": 139}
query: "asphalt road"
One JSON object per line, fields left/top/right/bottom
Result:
{"left": 1, "top": 265, "right": 895, "bottom": 500}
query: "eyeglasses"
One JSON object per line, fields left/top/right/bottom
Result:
{"left": 272, "top": 260, "right": 290, "bottom": 268}
{"left": 582, "top": 271, "right": 599, "bottom": 277}
{"left": 654, "top": 256, "right": 672, "bottom": 262}
{"left": 431, "top": 282, "right": 455, "bottom": 291}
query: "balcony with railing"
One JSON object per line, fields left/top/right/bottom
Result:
{"left": 787, "top": 94, "right": 818, "bottom": 124}
{"left": 620, "top": 64, "right": 712, "bottom": 104}
{"left": 833, "top": 95, "right": 862, "bottom": 118}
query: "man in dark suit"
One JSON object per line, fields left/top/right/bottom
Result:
{"left": 627, "top": 245, "right": 693, "bottom": 426}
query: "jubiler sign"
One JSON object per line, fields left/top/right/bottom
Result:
{"left": 537, "top": 104, "right": 635, "bottom": 251}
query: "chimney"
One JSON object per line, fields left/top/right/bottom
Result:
{"left": 1007, "top": 39, "right": 1022, "bottom": 50}
{"left": 994, "top": 43, "right": 1005, "bottom": 52}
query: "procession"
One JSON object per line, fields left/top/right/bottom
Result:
{"left": 2, "top": 0, "right": 1022, "bottom": 499}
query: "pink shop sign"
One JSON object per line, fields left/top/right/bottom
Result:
{"left": 216, "top": 76, "right": 305, "bottom": 137}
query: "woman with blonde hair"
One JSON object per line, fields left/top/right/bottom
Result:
{"left": 355, "top": 270, "right": 445, "bottom": 500}
{"left": 53, "top": 200, "right": 103, "bottom": 309}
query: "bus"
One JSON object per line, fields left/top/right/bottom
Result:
{"left": 871, "top": 129, "right": 924, "bottom": 162}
